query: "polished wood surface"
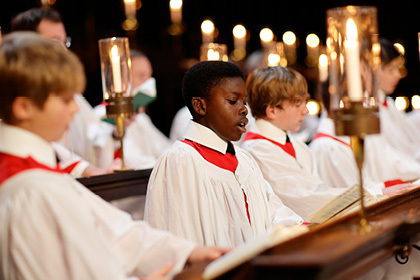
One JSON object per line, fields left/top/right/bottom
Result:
{"left": 77, "top": 169, "right": 152, "bottom": 201}
{"left": 177, "top": 187, "right": 420, "bottom": 280}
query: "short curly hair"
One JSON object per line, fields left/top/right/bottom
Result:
{"left": 182, "top": 61, "right": 245, "bottom": 117}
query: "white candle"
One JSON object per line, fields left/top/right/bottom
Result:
{"left": 201, "top": 20, "right": 214, "bottom": 44}
{"left": 318, "top": 54, "right": 328, "bottom": 82}
{"left": 344, "top": 18, "right": 363, "bottom": 101}
{"left": 124, "top": 0, "right": 136, "bottom": 19}
{"left": 233, "top": 24, "right": 246, "bottom": 51}
{"left": 170, "top": 0, "right": 183, "bottom": 25}
{"left": 110, "top": 45, "right": 122, "bottom": 93}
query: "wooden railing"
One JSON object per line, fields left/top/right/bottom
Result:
{"left": 177, "top": 187, "right": 420, "bottom": 280}
{"left": 77, "top": 169, "right": 152, "bottom": 201}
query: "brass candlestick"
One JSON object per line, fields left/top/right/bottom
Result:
{"left": 335, "top": 101, "right": 380, "bottom": 233}
{"left": 105, "top": 93, "right": 134, "bottom": 170}
{"left": 327, "top": 6, "right": 380, "bottom": 233}
{"left": 98, "top": 37, "right": 133, "bottom": 171}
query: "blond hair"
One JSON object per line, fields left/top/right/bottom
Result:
{"left": 0, "top": 32, "right": 86, "bottom": 123}
{"left": 246, "top": 66, "right": 308, "bottom": 118}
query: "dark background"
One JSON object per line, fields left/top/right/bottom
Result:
{"left": 1, "top": 0, "right": 420, "bottom": 136}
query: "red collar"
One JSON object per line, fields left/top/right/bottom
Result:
{"left": 244, "top": 131, "right": 296, "bottom": 158}
{"left": 0, "top": 153, "right": 65, "bottom": 185}
{"left": 312, "top": 133, "right": 352, "bottom": 148}
{"left": 182, "top": 139, "right": 238, "bottom": 173}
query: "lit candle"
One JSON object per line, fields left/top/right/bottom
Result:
{"left": 233, "top": 24, "right": 246, "bottom": 51}
{"left": 201, "top": 20, "right": 214, "bottom": 44}
{"left": 260, "top": 28, "right": 274, "bottom": 48}
{"left": 110, "top": 45, "right": 122, "bottom": 93}
{"left": 124, "top": 0, "right": 136, "bottom": 19}
{"left": 283, "top": 31, "right": 297, "bottom": 65}
{"left": 207, "top": 49, "right": 220, "bottom": 60}
{"left": 306, "top": 33, "right": 320, "bottom": 66}
{"left": 318, "top": 53, "right": 328, "bottom": 82}
{"left": 344, "top": 18, "right": 363, "bottom": 101}
{"left": 169, "top": 0, "right": 183, "bottom": 25}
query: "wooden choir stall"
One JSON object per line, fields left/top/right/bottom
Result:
{"left": 177, "top": 187, "right": 420, "bottom": 280}
{"left": 77, "top": 169, "right": 420, "bottom": 280}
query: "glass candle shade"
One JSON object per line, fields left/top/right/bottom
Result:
{"left": 326, "top": 6, "right": 380, "bottom": 136}
{"left": 200, "top": 43, "right": 228, "bottom": 62}
{"left": 98, "top": 37, "right": 133, "bottom": 118}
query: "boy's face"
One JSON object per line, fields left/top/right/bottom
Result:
{"left": 131, "top": 56, "right": 153, "bottom": 89}
{"left": 200, "top": 77, "right": 248, "bottom": 142}
{"left": 272, "top": 98, "right": 309, "bottom": 132}
{"left": 23, "top": 92, "right": 79, "bottom": 142}
{"left": 378, "top": 57, "right": 401, "bottom": 94}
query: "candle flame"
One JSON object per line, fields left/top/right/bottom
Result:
{"left": 233, "top": 24, "right": 246, "bottom": 39}
{"left": 201, "top": 20, "right": 214, "bottom": 34}
{"left": 283, "top": 31, "right": 296, "bottom": 46}
{"left": 170, "top": 0, "right": 182, "bottom": 9}
{"left": 207, "top": 49, "right": 220, "bottom": 60}
{"left": 260, "top": 28, "right": 273, "bottom": 43}
{"left": 319, "top": 54, "right": 328, "bottom": 67}
{"left": 306, "top": 33, "right": 320, "bottom": 48}
{"left": 346, "top": 18, "right": 358, "bottom": 41}
{"left": 111, "top": 45, "right": 119, "bottom": 58}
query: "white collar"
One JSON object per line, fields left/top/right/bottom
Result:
{"left": 184, "top": 120, "right": 229, "bottom": 154}
{"left": 253, "top": 119, "right": 288, "bottom": 145}
{"left": 0, "top": 122, "right": 57, "bottom": 168}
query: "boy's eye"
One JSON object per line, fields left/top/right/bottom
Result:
{"left": 227, "top": 99, "right": 238, "bottom": 105}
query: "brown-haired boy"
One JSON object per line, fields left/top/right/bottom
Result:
{"left": 0, "top": 31, "right": 225, "bottom": 280}
{"left": 242, "top": 66, "right": 345, "bottom": 220}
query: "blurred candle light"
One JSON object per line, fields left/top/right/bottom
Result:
{"left": 318, "top": 53, "right": 329, "bottom": 82}
{"left": 169, "top": 0, "right": 183, "bottom": 25}
{"left": 124, "top": 0, "right": 136, "bottom": 19}
{"left": 283, "top": 31, "right": 297, "bottom": 65}
{"left": 232, "top": 24, "right": 247, "bottom": 60}
{"left": 412, "top": 95, "right": 420, "bottom": 110}
{"left": 395, "top": 96, "right": 409, "bottom": 111}
{"left": 260, "top": 28, "right": 274, "bottom": 48}
{"left": 306, "top": 33, "right": 320, "bottom": 67}
{"left": 201, "top": 20, "right": 215, "bottom": 44}
{"left": 200, "top": 43, "right": 228, "bottom": 62}
{"left": 344, "top": 18, "right": 363, "bottom": 101}
{"left": 307, "top": 99, "right": 321, "bottom": 116}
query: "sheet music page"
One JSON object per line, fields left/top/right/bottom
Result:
{"left": 308, "top": 184, "right": 361, "bottom": 224}
{"left": 202, "top": 224, "right": 308, "bottom": 280}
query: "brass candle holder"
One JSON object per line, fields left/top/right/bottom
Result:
{"left": 334, "top": 102, "right": 380, "bottom": 233}
{"left": 327, "top": 6, "right": 381, "bottom": 233}
{"left": 98, "top": 37, "right": 133, "bottom": 171}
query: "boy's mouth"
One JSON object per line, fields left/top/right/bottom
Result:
{"left": 237, "top": 119, "right": 248, "bottom": 133}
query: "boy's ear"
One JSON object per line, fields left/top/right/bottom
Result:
{"left": 191, "top": 97, "right": 207, "bottom": 116}
{"left": 12, "top": 97, "right": 35, "bottom": 121}
{"left": 265, "top": 105, "right": 277, "bottom": 120}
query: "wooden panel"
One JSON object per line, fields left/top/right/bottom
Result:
{"left": 77, "top": 169, "right": 152, "bottom": 201}
{"left": 177, "top": 188, "right": 420, "bottom": 280}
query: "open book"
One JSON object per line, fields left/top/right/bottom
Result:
{"left": 202, "top": 184, "right": 379, "bottom": 279}
{"left": 202, "top": 224, "right": 308, "bottom": 280}
{"left": 308, "top": 183, "right": 379, "bottom": 224}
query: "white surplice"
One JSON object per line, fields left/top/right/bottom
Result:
{"left": 310, "top": 111, "right": 420, "bottom": 191}
{"left": 241, "top": 119, "right": 344, "bottom": 221}
{"left": 144, "top": 121, "right": 303, "bottom": 247}
{"left": 309, "top": 112, "right": 420, "bottom": 280}
{"left": 0, "top": 123, "right": 195, "bottom": 280}
{"left": 57, "top": 93, "right": 115, "bottom": 169}
{"left": 379, "top": 90, "right": 420, "bottom": 162}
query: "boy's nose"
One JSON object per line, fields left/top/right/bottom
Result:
{"left": 240, "top": 103, "right": 248, "bottom": 116}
